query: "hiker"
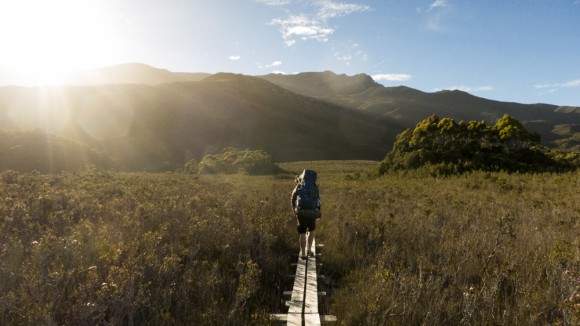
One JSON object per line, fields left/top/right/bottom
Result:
{"left": 291, "top": 169, "right": 321, "bottom": 260}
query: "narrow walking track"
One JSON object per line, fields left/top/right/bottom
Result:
{"left": 271, "top": 239, "right": 336, "bottom": 325}
{"left": 286, "top": 239, "right": 321, "bottom": 325}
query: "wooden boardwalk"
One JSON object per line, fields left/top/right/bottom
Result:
{"left": 271, "top": 239, "right": 335, "bottom": 325}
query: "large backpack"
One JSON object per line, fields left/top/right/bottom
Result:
{"left": 295, "top": 169, "right": 320, "bottom": 212}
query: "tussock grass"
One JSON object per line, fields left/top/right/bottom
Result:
{"left": 318, "top": 169, "right": 579, "bottom": 325}
{"left": 0, "top": 165, "right": 578, "bottom": 325}
{"left": 0, "top": 171, "right": 295, "bottom": 324}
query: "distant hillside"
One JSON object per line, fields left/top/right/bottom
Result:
{"left": 64, "top": 63, "right": 211, "bottom": 85}
{"left": 0, "top": 129, "right": 116, "bottom": 172}
{"left": 1, "top": 66, "right": 578, "bottom": 172}
{"left": 0, "top": 74, "right": 396, "bottom": 171}
{"left": 0, "top": 63, "right": 210, "bottom": 87}
{"left": 260, "top": 72, "right": 579, "bottom": 149}
{"left": 260, "top": 71, "right": 378, "bottom": 97}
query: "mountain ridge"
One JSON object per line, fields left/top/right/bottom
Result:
{"left": 0, "top": 64, "right": 577, "bottom": 171}
{"left": 0, "top": 73, "right": 397, "bottom": 170}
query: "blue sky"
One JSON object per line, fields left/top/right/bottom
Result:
{"left": 1, "top": 0, "right": 579, "bottom": 106}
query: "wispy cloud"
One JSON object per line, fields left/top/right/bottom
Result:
{"left": 332, "top": 42, "right": 368, "bottom": 66}
{"left": 420, "top": 0, "right": 454, "bottom": 32}
{"left": 255, "top": 0, "right": 291, "bottom": 6}
{"left": 266, "top": 60, "right": 282, "bottom": 68}
{"left": 429, "top": 0, "right": 449, "bottom": 11}
{"left": 563, "top": 79, "right": 580, "bottom": 87}
{"left": 433, "top": 85, "right": 494, "bottom": 93}
{"left": 534, "top": 78, "right": 580, "bottom": 93}
{"left": 271, "top": 15, "right": 334, "bottom": 45}
{"left": 229, "top": 55, "right": 241, "bottom": 61}
{"left": 261, "top": 0, "right": 370, "bottom": 46}
{"left": 317, "top": 0, "right": 371, "bottom": 20}
{"left": 372, "top": 73, "right": 412, "bottom": 82}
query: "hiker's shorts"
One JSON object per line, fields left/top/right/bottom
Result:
{"left": 296, "top": 210, "right": 319, "bottom": 233}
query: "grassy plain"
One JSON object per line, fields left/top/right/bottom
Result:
{"left": 1, "top": 162, "right": 578, "bottom": 325}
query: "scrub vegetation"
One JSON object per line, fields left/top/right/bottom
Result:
{"left": 0, "top": 162, "right": 578, "bottom": 325}
{"left": 380, "top": 114, "right": 579, "bottom": 175}
{"left": 0, "top": 170, "right": 295, "bottom": 324}
{"left": 316, "top": 164, "right": 579, "bottom": 325}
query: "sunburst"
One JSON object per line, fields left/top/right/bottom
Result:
{"left": 0, "top": 0, "right": 125, "bottom": 85}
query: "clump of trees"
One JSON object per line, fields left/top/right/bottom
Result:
{"left": 197, "top": 148, "right": 279, "bottom": 175}
{"left": 380, "top": 114, "right": 579, "bottom": 174}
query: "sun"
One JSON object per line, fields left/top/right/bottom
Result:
{"left": 0, "top": 0, "right": 125, "bottom": 85}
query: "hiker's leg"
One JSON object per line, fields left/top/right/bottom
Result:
{"left": 307, "top": 230, "right": 314, "bottom": 253}
{"left": 299, "top": 233, "right": 307, "bottom": 257}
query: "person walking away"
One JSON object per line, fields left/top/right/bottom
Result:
{"left": 291, "top": 169, "right": 321, "bottom": 260}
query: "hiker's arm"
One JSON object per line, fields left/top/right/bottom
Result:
{"left": 290, "top": 189, "right": 297, "bottom": 213}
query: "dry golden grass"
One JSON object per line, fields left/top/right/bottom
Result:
{"left": 0, "top": 165, "right": 578, "bottom": 325}
{"left": 315, "top": 168, "right": 579, "bottom": 325}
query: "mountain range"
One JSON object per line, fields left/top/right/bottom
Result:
{"left": 0, "top": 63, "right": 577, "bottom": 171}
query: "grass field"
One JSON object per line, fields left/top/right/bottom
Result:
{"left": 1, "top": 163, "right": 578, "bottom": 325}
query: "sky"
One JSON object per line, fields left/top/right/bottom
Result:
{"left": 0, "top": 0, "right": 579, "bottom": 106}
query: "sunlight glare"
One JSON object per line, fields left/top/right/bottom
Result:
{"left": 0, "top": 0, "right": 125, "bottom": 85}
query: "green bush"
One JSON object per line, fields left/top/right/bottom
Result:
{"left": 198, "top": 148, "right": 279, "bottom": 175}
{"left": 380, "top": 114, "right": 578, "bottom": 173}
{"left": 183, "top": 158, "right": 199, "bottom": 174}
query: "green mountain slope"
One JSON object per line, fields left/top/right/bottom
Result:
{"left": 1, "top": 65, "right": 577, "bottom": 172}
{"left": 260, "top": 72, "right": 579, "bottom": 148}
{"left": 0, "top": 74, "right": 397, "bottom": 171}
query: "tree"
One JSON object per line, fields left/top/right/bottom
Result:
{"left": 184, "top": 158, "right": 199, "bottom": 174}
{"left": 197, "top": 148, "right": 278, "bottom": 175}
{"left": 493, "top": 114, "right": 540, "bottom": 149}
{"left": 379, "top": 114, "right": 577, "bottom": 174}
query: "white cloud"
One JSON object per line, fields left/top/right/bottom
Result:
{"left": 335, "top": 53, "right": 352, "bottom": 61}
{"left": 270, "top": 15, "right": 334, "bottom": 45}
{"left": 421, "top": 0, "right": 453, "bottom": 32}
{"left": 316, "top": 0, "right": 370, "bottom": 20}
{"left": 255, "top": 0, "right": 291, "bottom": 6}
{"left": 433, "top": 85, "right": 494, "bottom": 93}
{"left": 332, "top": 41, "right": 368, "bottom": 66}
{"left": 564, "top": 79, "right": 580, "bottom": 87}
{"left": 429, "top": 0, "right": 449, "bottom": 11}
{"left": 229, "top": 55, "right": 241, "bottom": 61}
{"left": 533, "top": 84, "right": 551, "bottom": 89}
{"left": 372, "top": 73, "right": 412, "bottom": 82}
{"left": 262, "top": 0, "right": 370, "bottom": 46}
{"left": 534, "top": 78, "right": 580, "bottom": 93}
{"left": 266, "top": 60, "right": 282, "bottom": 68}
{"left": 355, "top": 50, "right": 367, "bottom": 61}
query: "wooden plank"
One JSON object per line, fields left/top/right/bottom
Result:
{"left": 286, "top": 238, "right": 321, "bottom": 325}
{"left": 288, "top": 261, "right": 306, "bottom": 311}
{"left": 304, "top": 313, "right": 322, "bottom": 325}
{"left": 321, "top": 315, "right": 338, "bottom": 322}
{"left": 304, "top": 249, "right": 319, "bottom": 314}
{"left": 271, "top": 314, "right": 336, "bottom": 323}
{"left": 286, "top": 247, "right": 307, "bottom": 326}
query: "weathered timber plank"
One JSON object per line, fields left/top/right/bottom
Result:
{"left": 285, "top": 237, "right": 323, "bottom": 325}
